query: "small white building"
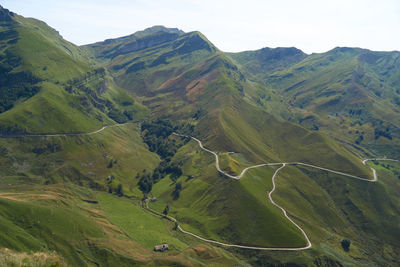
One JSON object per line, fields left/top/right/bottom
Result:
{"left": 154, "top": 243, "right": 168, "bottom": 252}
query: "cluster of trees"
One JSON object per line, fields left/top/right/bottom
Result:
{"left": 141, "top": 120, "right": 176, "bottom": 158}
{"left": 341, "top": 239, "right": 351, "bottom": 251}
{"left": 107, "top": 159, "right": 117, "bottom": 168}
{"left": 348, "top": 109, "right": 363, "bottom": 117}
{"left": 355, "top": 134, "right": 364, "bottom": 145}
{"left": 107, "top": 108, "right": 129, "bottom": 123}
{"left": 374, "top": 128, "right": 392, "bottom": 140}
{"left": 0, "top": 68, "right": 41, "bottom": 113}
{"left": 137, "top": 160, "right": 184, "bottom": 195}
{"left": 0, "top": 123, "right": 26, "bottom": 135}
{"left": 394, "top": 96, "right": 400, "bottom": 106}
{"left": 171, "top": 182, "right": 182, "bottom": 200}
{"left": 138, "top": 171, "right": 152, "bottom": 194}
{"left": 106, "top": 176, "right": 124, "bottom": 197}
{"left": 138, "top": 119, "right": 190, "bottom": 197}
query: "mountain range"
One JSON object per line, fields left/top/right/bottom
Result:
{"left": 0, "top": 5, "right": 399, "bottom": 266}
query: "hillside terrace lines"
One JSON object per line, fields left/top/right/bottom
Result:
{"left": 171, "top": 132, "right": 398, "bottom": 251}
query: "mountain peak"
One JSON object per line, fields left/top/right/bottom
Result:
{"left": 0, "top": 5, "right": 15, "bottom": 22}
{"left": 136, "top": 25, "right": 184, "bottom": 37}
{"left": 87, "top": 26, "right": 186, "bottom": 58}
{"left": 98, "top": 26, "right": 184, "bottom": 46}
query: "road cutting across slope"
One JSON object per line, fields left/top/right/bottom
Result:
{"left": 1, "top": 127, "right": 396, "bottom": 251}
{"left": 167, "top": 132, "right": 398, "bottom": 250}
{"left": 0, "top": 123, "right": 129, "bottom": 138}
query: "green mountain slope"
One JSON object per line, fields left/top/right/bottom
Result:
{"left": 0, "top": 4, "right": 399, "bottom": 266}
{"left": 0, "top": 6, "right": 247, "bottom": 266}
{"left": 0, "top": 6, "right": 145, "bottom": 134}
{"left": 232, "top": 46, "right": 400, "bottom": 158}
{"left": 92, "top": 27, "right": 370, "bottom": 174}
{"left": 229, "top": 46, "right": 307, "bottom": 77}
{"left": 85, "top": 22, "right": 392, "bottom": 263}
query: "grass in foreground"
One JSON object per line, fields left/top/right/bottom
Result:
{"left": 97, "top": 193, "right": 188, "bottom": 251}
{"left": 0, "top": 248, "right": 65, "bottom": 267}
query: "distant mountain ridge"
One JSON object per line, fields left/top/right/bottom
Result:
{"left": 86, "top": 25, "right": 185, "bottom": 60}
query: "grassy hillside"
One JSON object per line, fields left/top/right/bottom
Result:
{"left": 94, "top": 29, "right": 370, "bottom": 176}
{"left": 0, "top": 182, "right": 244, "bottom": 266}
{"left": 149, "top": 138, "right": 400, "bottom": 266}
{"left": 0, "top": 4, "right": 399, "bottom": 266}
{"left": 0, "top": 248, "right": 65, "bottom": 267}
{"left": 0, "top": 6, "right": 145, "bottom": 134}
{"left": 86, "top": 23, "right": 390, "bottom": 265}
{"left": 150, "top": 144, "right": 307, "bottom": 248}
{"left": 232, "top": 46, "right": 400, "bottom": 158}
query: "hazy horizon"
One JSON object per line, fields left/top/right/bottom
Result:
{"left": 2, "top": 0, "right": 400, "bottom": 54}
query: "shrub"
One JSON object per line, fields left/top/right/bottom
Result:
{"left": 172, "top": 182, "right": 182, "bottom": 200}
{"left": 341, "top": 239, "right": 351, "bottom": 251}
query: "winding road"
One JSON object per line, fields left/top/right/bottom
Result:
{"left": 1, "top": 125, "right": 398, "bottom": 251}
{"left": 167, "top": 132, "right": 399, "bottom": 251}
{"left": 0, "top": 123, "right": 128, "bottom": 138}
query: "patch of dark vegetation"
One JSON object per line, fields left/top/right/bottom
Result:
{"left": 116, "top": 183, "right": 123, "bottom": 197}
{"left": 141, "top": 119, "right": 176, "bottom": 158}
{"left": 107, "top": 108, "right": 128, "bottom": 123}
{"left": 348, "top": 109, "right": 363, "bottom": 117}
{"left": 0, "top": 123, "right": 27, "bottom": 136}
{"left": 163, "top": 204, "right": 169, "bottom": 215}
{"left": 341, "top": 239, "right": 351, "bottom": 251}
{"left": 138, "top": 172, "right": 153, "bottom": 194}
{"left": 107, "top": 159, "right": 117, "bottom": 168}
{"left": 0, "top": 66, "right": 41, "bottom": 113}
{"left": 0, "top": 6, "right": 15, "bottom": 23}
{"left": 355, "top": 134, "right": 364, "bottom": 145}
{"left": 0, "top": 30, "right": 43, "bottom": 114}
{"left": 374, "top": 128, "right": 392, "bottom": 140}
{"left": 138, "top": 119, "right": 192, "bottom": 196}
{"left": 192, "top": 108, "right": 206, "bottom": 120}
{"left": 126, "top": 62, "right": 146, "bottom": 73}
{"left": 171, "top": 182, "right": 182, "bottom": 200}
{"left": 32, "top": 142, "right": 62, "bottom": 155}
{"left": 284, "top": 79, "right": 306, "bottom": 93}
{"left": 82, "top": 199, "right": 98, "bottom": 204}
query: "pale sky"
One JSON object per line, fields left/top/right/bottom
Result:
{"left": 2, "top": 0, "right": 399, "bottom": 54}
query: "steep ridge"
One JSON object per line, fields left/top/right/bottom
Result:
{"left": 90, "top": 28, "right": 371, "bottom": 176}
{"left": 0, "top": 6, "right": 145, "bottom": 134}
{"left": 229, "top": 47, "right": 307, "bottom": 77}
{"left": 87, "top": 26, "right": 184, "bottom": 61}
